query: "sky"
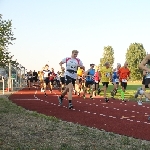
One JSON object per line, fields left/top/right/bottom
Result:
{"left": 1, "top": 0, "right": 150, "bottom": 72}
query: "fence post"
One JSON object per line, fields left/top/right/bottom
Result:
{"left": 2, "top": 76, "right": 4, "bottom": 95}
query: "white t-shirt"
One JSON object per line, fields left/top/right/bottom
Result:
{"left": 43, "top": 70, "right": 51, "bottom": 78}
{"left": 56, "top": 74, "right": 60, "bottom": 81}
{"left": 61, "top": 57, "right": 83, "bottom": 79}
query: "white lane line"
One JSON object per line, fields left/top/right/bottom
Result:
{"left": 13, "top": 99, "right": 39, "bottom": 100}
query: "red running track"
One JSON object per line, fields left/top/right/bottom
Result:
{"left": 9, "top": 87, "right": 150, "bottom": 141}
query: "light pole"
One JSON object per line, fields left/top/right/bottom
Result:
{"left": 15, "top": 66, "right": 18, "bottom": 88}
{"left": 19, "top": 64, "right": 22, "bottom": 87}
{"left": 8, "top": 59, "right": 11, "bottom": 92}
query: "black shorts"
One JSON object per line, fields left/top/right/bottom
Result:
{"left": 60, "top": 77, "right": 65, "bottom": 84}
{"left": 33, "top": 77, "right": 38, "bottom": 82}
{"left": 121, "top": 82, "right": 127, "bottom": 90}
{"left": 44, "top": 77, "right": 49, "bottom": 85}
{"left": 65, "top": 75, "right": 76, "bottom": 86}
{"left": 102, "top": 82, "right": 109, "bottom": 88}
{"left": 77, "top": 76, "right": 82, "bottom": 83}
{"left": 50, "top": 79, "right": 54, "bottom": 85}
{"left": 145, "top": 78, "right": 150, "bottom": 86}
{"left": 28, "top": 78, "right": 33, "bottom": 82}
{"left": 85, "top": 81, "right": 94, "bottom": 87}
{"left": 142, "top": 76, "right": 146, "bottom": 85}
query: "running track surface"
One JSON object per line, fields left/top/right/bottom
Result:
{"left": 9, "top": 87, "right": 150, "bottom": 141}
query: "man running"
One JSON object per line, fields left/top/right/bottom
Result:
{"left": 83, "top": 64, "right": 95, "bottom": 99}
{"left": 58, "top": 50, "right": 84, "bottom": 109}
{"left": 134, "top": 55, "right": 150, "bottom": 120}
{"left": 33, "top": 70, "right": 38, "bottom": 86}
{"left": 99, "top": 62, "right": 112, "bottom": 102}
{"left": 117, "top": 61, "right": 130, "bottom": 102}
{"left": 136, "top": 69, "right": 150, "bottom": 105}
{"left": 43, "top": 64, "right": 52, "bottom": 96}
{"left": 135, "top": 55, "right": 150, "bottom": 100}
{"left": 111, "top": 63, "right": 121, "bottom": 98}
{"left": 76, "top": 66, "right": 84, "bottom": 96}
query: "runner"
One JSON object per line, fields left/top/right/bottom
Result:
{"left": 135, "top": 56, "right": 150, "bottom": 100}
{"left": 27, "top": 70, "right": 33, "bottom": 90}
{"left": 94, "top": 66, "right": 101, "bottom": 96}
{"left": 117, "top": 62, "right": 130, "bottom": 102}
{"left": 76, "top": 66, "right": 84, "bottom": 96}
{"left": 49, "top": 68, "right": 56, "bottom": 92}
{"left": 136, "top": 70, "right": 150, "bottom": 105}
{"left": 55, "top": 71, "right": 61, "bottom": 88}
{"left": 38, "top": 69, "right": 44, "bottom": 92}
{"left": 33, "top": 70, "right": 38, "bottom": 86}
{"left": 83, "top": 64, "right": 95, "bottom": 99}
{"left": 60, "top": 67, "right": 66, "bottom": 93}
{"left": 134, "top": 55, "right": 150, "bottom": 120}
{"left": 43, "top": 64, "right": 52, "bottom": 96}
{"left": 110, "top": 63, "right": 121, "bottom": 98}
{"left": 99, "top": 62, "right": 112, "bottom": 102}
{"left": 58, "top": 50, "right": 84, "bottom": 109}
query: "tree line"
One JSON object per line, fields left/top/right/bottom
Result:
{"left": 0, "top": 14, "right": 18, "bottom": 69}
{"left": 99, "top": 43, "right": 146, "bottom": 81}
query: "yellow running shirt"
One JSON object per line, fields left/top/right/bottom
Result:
{"left": 77, "top": 68, "right": 83, "bottom": 76}
{"left": 100, "top": 66, "right": 112, "bottom": 82}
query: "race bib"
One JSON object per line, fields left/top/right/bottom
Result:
{"left": 29, "top": 76, "right": 31, "bottom": 78}
{"left": 115, "top": 79, "right": 119, "bottom": 82}
{"left": 122, "top": 79, "right": 127, "bottom": 82}
{"left": 95, "top": 81, "right": 98, "bottom": 83}
{"left": 106, "top": 73, "right": 110, "bottom": 77}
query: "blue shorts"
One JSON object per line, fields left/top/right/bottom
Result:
{"left": 112, "top": 78, "right": 119, "bottom": 84}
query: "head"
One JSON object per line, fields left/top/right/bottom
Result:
{"left": 51, "top": 68, "right": 54, "bottom": 72}
{"left": 113, "top": 68, "right": 116, "bottom": 72}
{"left": 117, "top": 63, "right": 121, "bottom": 70}
{"left": 71, "top": 50, "right": 79, "bottom": 58}
{"left": 124, "top": 62, "right": 128, "bottom": 68}
{"left": 90, "top": 63, "right": 95, "bottom": 69}
{"left": 104, "top": 62, "right": 110, "bottom": 68}
{"left": 29, "top": 70, "right": 32, "bottom": 74}
{"left": 45, "top": 64, "right": 49, "bottom": 70}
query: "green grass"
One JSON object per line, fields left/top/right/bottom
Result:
{"left": 1, "top": 94, "right": 150, "bottom": 149}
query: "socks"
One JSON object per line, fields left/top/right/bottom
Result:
{"left": 117, "top": 89, "right": 125, "bottom": 100}
{"left": 69, "top": 100, "right": 72, "bottom": 104}
{"left": 121, "top": 91, "right": 124, "bottom": 100}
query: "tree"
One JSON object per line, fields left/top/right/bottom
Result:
{"left": 99, "top": 46, "right": 114, "bottom": 69}
{"left": 126, "top": 43, "right": 146, "bottom": 81}
{"left": 0, "top": 14, "right": 16, "bottom": 67}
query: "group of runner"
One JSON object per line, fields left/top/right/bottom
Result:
{"left": 26, "top": 50, "right": 150, "bottom": 110}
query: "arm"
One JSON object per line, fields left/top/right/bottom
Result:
{"left": 128, "top": 70, "right": 131, "bottom": 79}
{"left": 59, "top": 58, "right": 66, "bottom": 69}
{"left": 139, "top": 54, "right": 150, "bottom": 71}
{"left": 84, "top": 69, "right": 90, "bottom": 76}
{"left": 78, "top": 60, "right": 85, "bottom": 70}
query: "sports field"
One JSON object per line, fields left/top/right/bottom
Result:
{"left": 1, "top": 82, "right": 150, "bottom": 150}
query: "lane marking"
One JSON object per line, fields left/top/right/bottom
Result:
{"left": 13, "top": 99, "right": 39, "bottom": 100}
